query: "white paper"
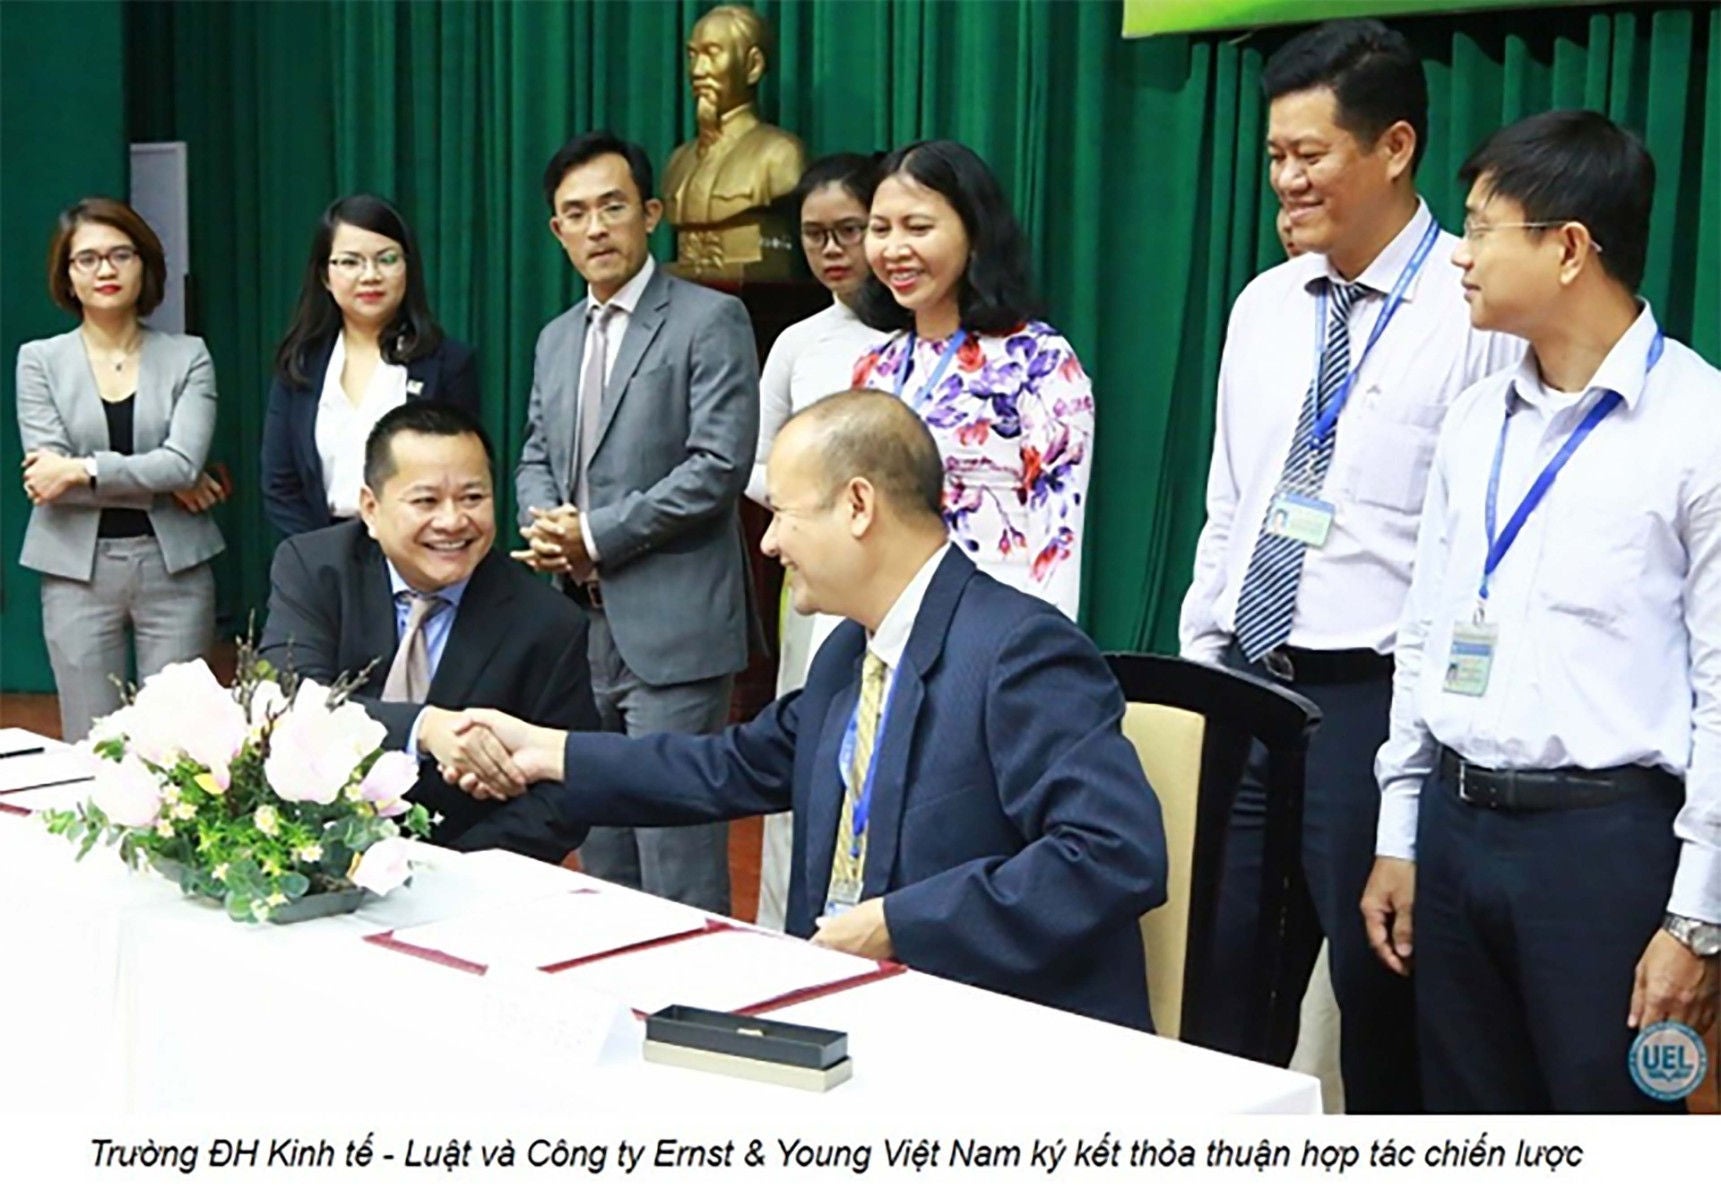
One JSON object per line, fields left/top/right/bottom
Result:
{"left": 390, "top": 888, "right": 709, "bottom": 968}
{"left": 0, "top": 737, "right": 97, "bottom": 799}
{"left": 0, "top": 728, "right": 64, "bottom": 756}
{"left": 468, "top": 964, "right": 638, "bottom": 1070}
{"left": 0, "top": 778, "right": 99, "bottom": 814}
{"left": 552, "top": 926, "right": 879, "bottom": 1014}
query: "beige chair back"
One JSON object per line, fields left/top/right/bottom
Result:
{"left": 1119, "top": 702, "right": 1205, "bottom": 1040}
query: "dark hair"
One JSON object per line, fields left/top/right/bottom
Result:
{"left": 795, "top": 389, "right": 945, "bottom": 525}
{"left": 363, "top": 402, "right": 495, "bottom": 493}
{"left": 47, "top": 198, "right": 168, "bottom": 317}
{"left": 273, "top": 194, "right": 446, "bottom": 388}
{"left": 791, "top": 152, "right": 884, "bottom": 214}
{"left": 851, "top": 140, "right": 1040, "bottom": 336}
{"left": 542, "top": 131, "right": 654, "bottom": 212}
{"left": 1263, "top": 19, "right": 1427, "bottom": 172}
{"left": 1459, "top": 110, "right": 1654, "bottom": 293}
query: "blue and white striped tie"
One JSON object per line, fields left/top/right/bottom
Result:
{"left": 1233, "top": 280, "right": 1367, "bottom": 663}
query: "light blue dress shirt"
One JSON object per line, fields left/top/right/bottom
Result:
{"left": 386, "top": 561, "right": 470, "bottom": 756}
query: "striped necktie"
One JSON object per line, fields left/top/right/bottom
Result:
{"left": 826, "top": 651, "right": 889, "bottom": 907}
{"left": 1233, "top": 279, "right": 1367, "bottom": 663}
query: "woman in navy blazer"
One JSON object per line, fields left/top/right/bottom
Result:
{"left": 261, "top": 194, "right": 480, "bottom": 537}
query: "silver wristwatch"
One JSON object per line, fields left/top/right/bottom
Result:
{"left": 1663, "top": 913, "right": 1721, "bottom": 958}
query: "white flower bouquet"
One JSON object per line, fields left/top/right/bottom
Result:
{"left": 44, "top": 643, "right": 432, "bottom": 922}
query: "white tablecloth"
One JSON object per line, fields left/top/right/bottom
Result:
{"left": 0, "top": 751, "right": 1320, "bottom": 1119}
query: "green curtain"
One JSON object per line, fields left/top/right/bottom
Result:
{"left": 0, "top": 1, "right": 127, "bottom": 695}
{"left": 6, "top": 1, "right": 1711, "bottom": 695}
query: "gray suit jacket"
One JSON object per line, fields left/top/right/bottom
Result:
{"left": 516, "top": 262, "right": 759, "bottom": 686}
{"left": 15, "top": 328, "right": 224, "bottom": 580}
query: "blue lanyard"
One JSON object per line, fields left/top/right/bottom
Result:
{"left": 1479, "top": 329, "right": 1664, "bottom": 601}
{"left": 836, "top": 668, "right": 899, "bottom": 858}
{"left": 1308, "top": 215, "right": 1442, "bottom": 448}
{"left": 893, "top": 330, "right": 969, "bottom": 408}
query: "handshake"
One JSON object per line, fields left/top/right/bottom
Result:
{"left": 415, "top": 708, "right": 569, "bottom": 801}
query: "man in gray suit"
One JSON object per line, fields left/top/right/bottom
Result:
{"left": 515, "top": 130, "right": 759, "bottom": 914}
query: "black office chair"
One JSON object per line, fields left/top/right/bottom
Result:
{"left": 1105, "top": 652, "right": 1321, "bottom": 1063}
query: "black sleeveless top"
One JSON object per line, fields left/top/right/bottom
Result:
{"left": 97, "top": 394, "right": 155, "bottom": 539}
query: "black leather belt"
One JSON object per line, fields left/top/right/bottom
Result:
{"left": 1437, "top": 746, "right": 1681, "bottom": 812}
{"left": 1255, "top": 645, "right": 1394, "bottom": 686}
{"left": 563, "top": 579, "right": 603, "bottom": 610}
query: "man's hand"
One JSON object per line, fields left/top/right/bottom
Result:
{"left": 1361, "top": 856, "right": 1416, "bottom": 977}
{"left": 1630, "top": 929, "right": 1720, "bottom": 1034}
{"left": 437, "top": 708, "right": 567, "bottom": 799}
{"left": 417, "top": 706, "right": 528, "bottom": 799}
{"left": 21, "top": 449, "right": 89, "bottom": 504}
{"left": 512, "top": 505, "right": 592, "bottom": 577}
{"left": 172, "top": 471, "right": 227, "bottom": 513}
{"left": 811, "top": 897, "right": 894, "bottom": 960}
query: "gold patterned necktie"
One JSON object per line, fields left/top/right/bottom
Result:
{"left": 825, "top": 651, "right": 889, "bottom": 909}
{"left": 381, "top": 592, "right": 443, "bottom": 703}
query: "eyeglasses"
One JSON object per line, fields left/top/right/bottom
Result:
{"left": 1461, "top": 217, "right": 1605, "bottom": 254}
{"left": 327, "top": 250, "right": 407, "bottom": 277}
{"left": 560, "top": 201, "right": 635, "bottom": 230}
{"left": 801, "top": 220, "right": 868, "bottom": 250}
{"left": 69, "top": 247, "right": 139, "bottom": 274}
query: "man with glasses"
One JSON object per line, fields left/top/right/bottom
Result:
{"left": 516, "top": 130, "right": 759, "bottom": 916}
{"left": 1366, "top": 110, "right": 1721, "bottom": 1112}
{"left": 1178, "top": 19, "right": 1518, "bottom": 1111}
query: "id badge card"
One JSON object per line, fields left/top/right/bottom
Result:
{"left": 824, "top": 863, "right": 863, "bottom": 916}
{"left": 1442, "top": 621, "right": 1498, "bottom": 697}
{"left": 1268, "top": 491, "right": 1335, "bottom": 547}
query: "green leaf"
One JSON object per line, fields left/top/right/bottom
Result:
{"left": 278, "top": 871, "right": 310, "bottom": 900}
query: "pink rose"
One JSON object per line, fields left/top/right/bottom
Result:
{"left": 350, "top": 837, "right": 413, "bottom": 895}
{"left": 265, "top": 685, "right": 388, "bottom": 805}
{"left": 359, "top": 751, "right": 420, "bottom": 818}
{"left": 126, "top": 660, "right": 248, "bottom": 786}
{"left": 94, "top": 754, "right": 164, "bottom": 828}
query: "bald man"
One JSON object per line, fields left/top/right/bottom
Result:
{"left": 443, "top": 390, "right": 1168, "bottom": 1030}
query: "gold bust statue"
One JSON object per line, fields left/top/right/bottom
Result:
{"left": 662, "top": 5, "right": 806, "bottom": 279}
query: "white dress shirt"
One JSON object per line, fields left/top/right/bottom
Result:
{"left": 1374, "top": 305, "right": 1721, "bottom": 923}
{"left": 315, "top": 331, "right": 408, "bottom": 517}
{"left": 574, "top": 256, "right": 657, "bottom": 564}
{"left": 746, "top": 297, "right": 878, "bottom": 506}
{"left": 868, "top": 543, "right": 951, "bottom": 683}
{"left": 1179, "top": 200, "right": 1521, "bottom": 661}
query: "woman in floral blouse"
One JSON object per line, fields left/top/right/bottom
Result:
{"left": 851, "top": 139, "right": 1093, "bottom": 619}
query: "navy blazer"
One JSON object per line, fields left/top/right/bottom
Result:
{"left": 546, "top": 549, "right": 1169, "bottom": 1030}
{"left": 261, "top": 335, "right": 481, "bottom": 537}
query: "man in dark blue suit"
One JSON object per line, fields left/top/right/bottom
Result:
{"left": 441, "top": 390, "right": 1168, "bottom": 1030}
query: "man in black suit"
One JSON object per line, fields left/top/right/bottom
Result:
{"left": 261, "top": 402, "right": 597, "bottom": 861}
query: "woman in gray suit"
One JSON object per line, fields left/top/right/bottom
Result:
{"left": 16, "top": 198, "right": 224, "bottom": 741}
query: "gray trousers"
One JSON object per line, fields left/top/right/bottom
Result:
{"left": 577, "top": 608, "right": 734, "bottom": 915}
{"left": 39, "top": 536, "right": 215, "bottom": 742}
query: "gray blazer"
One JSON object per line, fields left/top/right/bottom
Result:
{"left": 16, "top": 328, "right": 225, "bottom": 581}
{"left": 516, "top": 263, "right": 759, "bottom": 687}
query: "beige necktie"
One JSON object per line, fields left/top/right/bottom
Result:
{"left": 381, "top": 592, "right": 443, "bottom": 703}
{"left": 825, "top": 651, "right": 889, "bottom": 909}
{"left": 574, "top": 304, "right": 613, "bottom": 511}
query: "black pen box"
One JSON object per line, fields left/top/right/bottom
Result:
{"left": 645, "top": 1006, "right": 847, "bottom": 1069}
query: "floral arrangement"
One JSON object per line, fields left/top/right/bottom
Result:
{"left": 44, "top": 643, "right": 432, "bottom": 922}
